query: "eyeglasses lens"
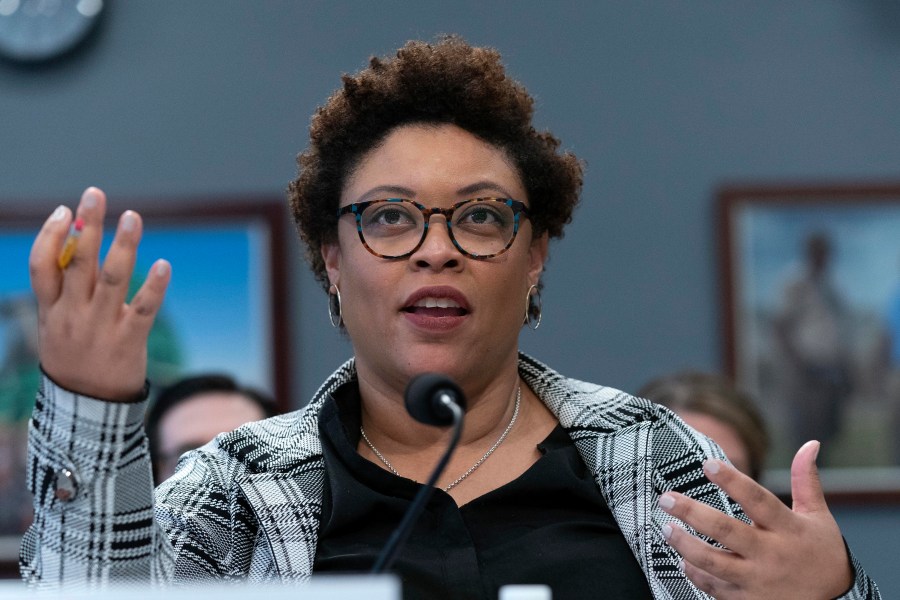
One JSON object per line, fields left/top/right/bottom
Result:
{"left": 359, "top": 200, "right": 518, "bottom": 258}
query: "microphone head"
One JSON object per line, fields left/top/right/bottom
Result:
{"left": 404, "top": 373, "right": 466, "bottom": 426}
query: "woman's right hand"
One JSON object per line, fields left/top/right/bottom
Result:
{"left": 29, "top": 187, "right": 171, "bottom": 401}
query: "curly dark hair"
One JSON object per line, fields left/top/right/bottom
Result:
{"left": 288, "top": 36, "right": 584, "bottom": 292}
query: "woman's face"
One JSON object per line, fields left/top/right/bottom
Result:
{"left": 323, "top": 123, "right": 547, "bottom": 393}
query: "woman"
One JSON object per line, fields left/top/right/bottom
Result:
{"left": 23, "top": 37, "right": 878, "bottom": 599}
{"left": 637, "top": 372, "right": 769, "bottom": 482}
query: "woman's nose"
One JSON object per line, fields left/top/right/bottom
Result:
{"left": 409, "top": 216, "right": 463, "bottom": 270}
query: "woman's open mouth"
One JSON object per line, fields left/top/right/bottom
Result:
{"left": 401, "top": 288, "right": 471, "bottom": 330}
{"left": 402, "top": 296, "right": 468, "bottom": 318}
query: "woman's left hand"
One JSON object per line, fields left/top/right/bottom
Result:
{"left": 658, "top": 440, "right": 853, "bottom": 600}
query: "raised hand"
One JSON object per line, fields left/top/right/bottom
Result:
{"left": 29, "top": 187, "right": 171, "bottom": 401}
{"left": 658, "top": 441, "right": 853, "bottom": 599}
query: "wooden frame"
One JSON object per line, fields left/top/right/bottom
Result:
{"left": 718, "top": 184, "right": 900, "bottom": 501}
{"left": 0, "top": 196, "right": 292, "bottom": 563}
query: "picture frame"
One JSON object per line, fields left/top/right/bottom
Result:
{"left": 718, "top": 184, "right": 900, "bottom": 501}
{"left": 0, "top": 197, "right": 292, "bottom": 565}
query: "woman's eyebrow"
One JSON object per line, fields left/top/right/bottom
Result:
{"left": 356, "top": 181, "right": 514, "bottom": 202}
{"left": 358, "top": 185, "right": 417, "bottom": 201}
{"left": 456, "top": 181, "right": 514, "bottom": 198}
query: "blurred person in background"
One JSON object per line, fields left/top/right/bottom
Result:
{"left": 638, "top": 371, "right": 770, "bottom": 482}
{"left": 146, "top": 373, "right": 277, "bottom": 483}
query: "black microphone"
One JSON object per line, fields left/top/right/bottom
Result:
{"left": 404, "top": 373, "right": 466, "bottom": 426}
{"left": 371, "top": 373, "right": 466, "bottom": 575}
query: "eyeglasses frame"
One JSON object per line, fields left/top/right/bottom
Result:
{"left": 336, "top": 197, "right": 530, "bottom": 260}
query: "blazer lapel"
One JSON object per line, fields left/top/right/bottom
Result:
{"left": 239, "top": 464, "right": 326, "bottom": 581}
{"left": 518, "top": 353, "right": 705, "bottom": 599}
{"left": 233, "top": 359, "right": 357, "bottom": 581}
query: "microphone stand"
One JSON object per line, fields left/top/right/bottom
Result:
{"left": 371, "top": 393, "right": 463, "bottom": 574}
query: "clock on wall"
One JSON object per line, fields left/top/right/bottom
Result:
{"left": 0, "top": 0, "right": 104, "bottom": 63}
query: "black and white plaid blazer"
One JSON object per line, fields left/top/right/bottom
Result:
{"left": 22, "top": 354, "right": 879, "bottom": 598}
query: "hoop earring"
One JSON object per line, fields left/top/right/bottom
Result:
{"left": 328, "top": 284, "right": 342, "bottom": 328}
{"left": 524, "top": 284, "right": 542, "bottom": 330}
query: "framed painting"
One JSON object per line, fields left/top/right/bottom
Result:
{"left": 0, "top": 197, "right": 292, "bottom": 563}
{"left": 718, "top": 184, "right": 900, "bottom": 501}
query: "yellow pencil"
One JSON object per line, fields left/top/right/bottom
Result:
{"left": 58, "top": 218, "right": 84, "bottom": 270}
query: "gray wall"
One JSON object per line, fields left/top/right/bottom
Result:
{"left": 2, "top": 1, "right": 898, "bottom": 594}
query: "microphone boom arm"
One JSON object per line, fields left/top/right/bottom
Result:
{"left": 371, "top": 393, "right": 463, "bottom": 574}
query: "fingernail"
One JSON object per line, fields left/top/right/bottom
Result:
{"left": 121, "top": 211, "right": 137, "bottom": 233}
{"left": 658, "top": 493, "right": 676, "bottom": 510}
{"left": 678, "top": 558, "right": 685, "bottom": 573}
{"left": 82, "top": 188, "right": 99, "bottom": 209}
{"left": 661, "top": 523, "right": 673, "bottom": 540}
{"left": 703, "top": 459, "right": 721, "bottom": 475}
{"left": 49, "top": 205, "right": 67, "bottom": 222}
{"left": 154, "top": 260, "right": 170, "bottom": 277}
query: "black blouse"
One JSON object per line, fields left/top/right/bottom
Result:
{"left": 313, "top": 382, "right": 652, "bottom": 600}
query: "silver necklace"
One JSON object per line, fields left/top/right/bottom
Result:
{"left": 360, "top": 384, "right": 521, "bottom": 492}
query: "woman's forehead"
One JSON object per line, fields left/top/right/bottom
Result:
{"left": 342, "top": 123, "right": 524, "bottom": 201}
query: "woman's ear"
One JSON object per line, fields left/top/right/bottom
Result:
{"left": 528, "top": 232, "right": 549, "bottom": 284}
{"left": 322, "top": 242, "right": 342, "bottom": 288}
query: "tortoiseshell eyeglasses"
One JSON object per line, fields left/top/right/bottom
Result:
{"left": 337, "top": 197, "right": 530, "bottom": 259}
